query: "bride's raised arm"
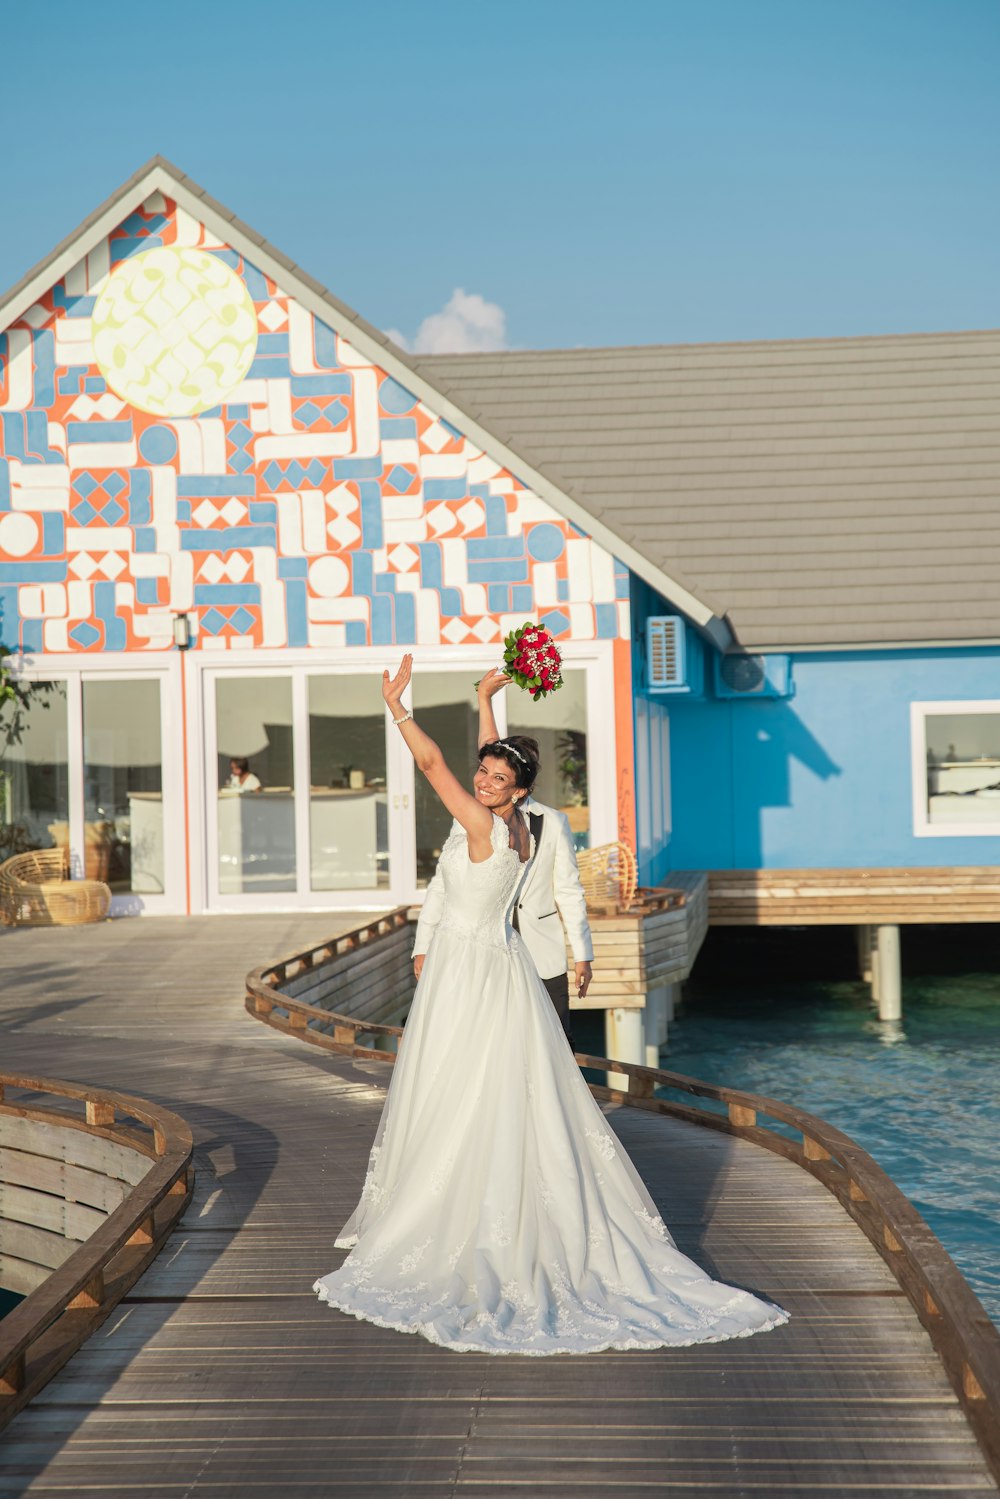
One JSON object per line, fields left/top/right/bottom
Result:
{"left": 382, "top": 655, "right": 494, "bottom": 859}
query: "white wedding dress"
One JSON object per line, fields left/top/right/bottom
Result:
{"left": 314, "top": 812, "right": 790, "bottom": 1354}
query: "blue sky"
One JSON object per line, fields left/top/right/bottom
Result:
{"left": 2, "top": 0, "right": 997, "bottom": 351}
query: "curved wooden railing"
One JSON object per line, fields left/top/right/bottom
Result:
{"left": 0, "top": 1075, "right": 193, "bottom": 1431}
{"left": 245, "top": 909, "right": 412, "bottom": 1058}
{"left": 245, "top": 914, "right": 1000, "bottom": 1486}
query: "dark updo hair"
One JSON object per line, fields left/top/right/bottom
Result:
{"left": 478, "top": 736, "right": 540, "bottom": 794}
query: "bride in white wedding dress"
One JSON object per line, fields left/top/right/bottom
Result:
{"left": 314, "top": 656, "right": 790, "bottom": 1355}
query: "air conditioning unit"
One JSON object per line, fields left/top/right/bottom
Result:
{"left": 645, "top": 616, "right": 703, "bottom": 695}
{"left": 714, "top": 652, "right": 794, "bottom": 700}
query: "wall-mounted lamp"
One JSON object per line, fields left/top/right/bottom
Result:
{"left": 172, "top": 613, "right": 193, "bottom": 650}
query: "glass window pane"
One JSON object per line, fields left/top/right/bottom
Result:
{"left": 507, "top": 670, "right": 590, "bottom": 851}
{"left": 216, "top": 676, "right": 295, "bottom": 893}
{"left": 411, "top": 672, "right": 480, "bottom": 887}
{"left": 0, "top": 681, "right": 69, "bottom": 859}
{"left": 926, "top": 712, "right": 1000, "bottom": 827}
{"left": 82, "top": 679, "right": 164, "bottom": 893}
{"left": 308, "top": 676, "right": 388, "bottom": 890}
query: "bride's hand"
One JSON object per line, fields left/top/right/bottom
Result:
{"left": 382, "top": 654, "right": 413, "bottom": 711}
{"left": 477, "top": 668, "right": 511, "bottom": 700}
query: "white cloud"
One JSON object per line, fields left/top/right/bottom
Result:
{"left": 387, "top": 288, "right": 508, "bottom": 354}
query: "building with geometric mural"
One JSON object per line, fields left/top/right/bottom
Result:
{"left": 3, "top": 158, "right": 999, "bottom": 936}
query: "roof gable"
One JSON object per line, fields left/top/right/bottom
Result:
{"left": 0, "top": 157, "right": 729, "bottom": 645}
{"left": 0, "top": 173, "right": 640, "bottom": 656}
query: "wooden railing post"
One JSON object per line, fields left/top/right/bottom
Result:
{"left": 69, "top": 1271, "right": 105, "bottom": 1310}
{"left": 127, "top": 1216, "right": 155, "bottom": 1247}
{"left": 0, "top": 1352, "right": 25, "bottom": 1396}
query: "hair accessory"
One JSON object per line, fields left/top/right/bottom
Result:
{"left": 496, "top": 739, "right": 529, "bottom": 765}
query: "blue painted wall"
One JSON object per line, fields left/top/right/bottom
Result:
{"left": 666, "top": 647, "right": 1000, "bottom": 870}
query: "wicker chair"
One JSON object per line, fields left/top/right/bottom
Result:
{"left": 575, "top": 841, "right": 639, "bottom": 913}
{"left": 0, "top": 849, "right": 112, "bottom": 927}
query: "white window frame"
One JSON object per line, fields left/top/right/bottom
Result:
{"left": 3, "top": 652, "right": 186, "bottom": 912}
{"left": 910, "top": 699, "right": 1000, "bottom": 838}
{"left": 187, "top": 641, "right": 617, "bottom": 913}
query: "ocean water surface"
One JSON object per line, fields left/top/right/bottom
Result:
{"left": 581, "top": 925, "right": 1000, "bottom": 1326}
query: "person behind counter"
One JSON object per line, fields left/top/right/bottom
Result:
{"left": 226, "top": 757, "right": 262, "bottom": 793}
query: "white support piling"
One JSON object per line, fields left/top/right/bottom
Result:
{"left": 875, "top": 924, "right": 902, "bottom": 1022}
{"left": 643, "top": 986, "right": 669, "bottom": 1068}
{"left": 857, "top": 925, "right": 873, "bottom": 985}
{"left": 869, "top": 926, "right": 880, "bottom": 1006}
{"left": 605, "top": 1007, "right": 644, "bottom": 1092}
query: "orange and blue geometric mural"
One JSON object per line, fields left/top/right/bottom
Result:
{"left": 0, "top": 194, "right": 630, "bottom": 654}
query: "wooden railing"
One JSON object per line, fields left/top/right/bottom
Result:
{"left": 0, "top": 1075, "right": 193, "bottom": 1432}
{"left": 245, "top": 909, "right": 412, "bottom": 1059}
{"left": 246, "top": 913, "right": 1000, "bottom": 1485}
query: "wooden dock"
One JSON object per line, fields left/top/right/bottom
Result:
{"left": 1, "top": 914, "right": 998, "bottom": 1496}
{"left": 703, "top": 867, "right": 1000, "bottom": 925}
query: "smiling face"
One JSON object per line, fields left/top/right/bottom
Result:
{"left": 473, "top": 754, "right": 523, "bottom": 813}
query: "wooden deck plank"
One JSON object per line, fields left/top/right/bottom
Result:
{"left": 0, "top": 915, "right": 996, "bottom": 1498}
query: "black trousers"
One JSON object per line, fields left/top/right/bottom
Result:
{"left": 541, "top": 971, "right": 575, "bottom": 1049}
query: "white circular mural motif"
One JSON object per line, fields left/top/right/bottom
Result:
{"left": 91, "top": 247, "right": 258, "bottom": 417}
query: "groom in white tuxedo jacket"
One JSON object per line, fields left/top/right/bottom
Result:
{"left": 412, "top": 672, "right": 594, "bottom": 1042}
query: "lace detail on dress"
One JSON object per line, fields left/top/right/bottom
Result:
{"left": 585, "top": 1127, "right": 617, "bottom": 1162}
{"left": 431, "top": 812, "right": 534, "bottom": 953}
{"left": 490, "top": 1212, "right": 512, "bottom": 1247}
{"left": 633, "top": 1204, "right": 670, "bottom": 1240}
{"left": 360, "top": 1146, "right": 387, "bottom": 1207}
{"left": 399, "top": 1238, "right": 432, "bottom": 1273}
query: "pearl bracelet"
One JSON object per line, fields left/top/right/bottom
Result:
{"left": 391, "top": 711, "right": 413, "bottom": 727}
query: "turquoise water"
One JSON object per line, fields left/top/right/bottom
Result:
{"left": 669, "top": 929, "right": 1000, "bottom": 1326}
{"left": 580, "top": 926, "right": 1000, "bottom": 1326}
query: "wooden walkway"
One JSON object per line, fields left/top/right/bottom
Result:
{"left": 0, "top": 916, "right": 996, "bottom": 1497}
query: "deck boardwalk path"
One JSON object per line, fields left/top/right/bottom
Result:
{"left": 0, "top": 915, "right": 996, "bottom": 1497}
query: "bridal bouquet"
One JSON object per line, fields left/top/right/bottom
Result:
{"left": 477, "top": 622, "right": 564, "bottom": 701}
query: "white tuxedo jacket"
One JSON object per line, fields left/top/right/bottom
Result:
{"left": 412, "top": 797, "right": 594, "bottom": 979}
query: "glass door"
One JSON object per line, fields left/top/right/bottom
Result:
{"left": 409, "top": 670, "right": 481, "bottom": 887}
{"left": 200, "top": 652, "right": 612, "bottom": 911}
{"left": 306, "top": 673, "right": 391, "bottom": 896}
{"left": 1, "top": 667, "right": 182, "bottom": 913}
{"left": 392, "top": 658, "right": 601, "bottom": 901}
{"left": 1, "top": 680, "right": 70, "bottom": 862}
{"left": 204, "top": 665, "right": 404, "bottom": 909}
{"left": 82, "top": 677, "right": 166, "bottom": 896}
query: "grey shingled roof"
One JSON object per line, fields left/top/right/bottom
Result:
{"left": 414, "top": 332, "right": 1000, "bottom": 650}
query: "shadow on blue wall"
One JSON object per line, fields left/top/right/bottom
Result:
{"left": 670, "top": 697, "right": 842, "bottom": 868}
